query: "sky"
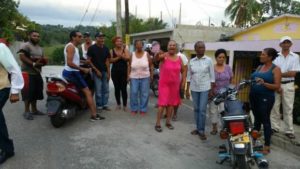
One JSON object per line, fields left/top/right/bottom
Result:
{"left": 18, "top": 0, "right": 230, "bottom": 27}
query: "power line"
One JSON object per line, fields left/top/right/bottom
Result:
{"left": 163, "top": 0, "right": 175, "bottom": 27}
{"left": 79, "top": 0, "right": 93, "bottom": 25}
{"left": 89, "top": 0, "right": 103, "bottom": 25}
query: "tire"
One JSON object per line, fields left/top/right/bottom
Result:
{"left": 152, "top": 80, "right": 159, "bottom": 97}
{"left": 50, "top": 112, "right": 66, "bottom": 128}
{"left": 235, "top": 155, "right": 249, "bottom": 169}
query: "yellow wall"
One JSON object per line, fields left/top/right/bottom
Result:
{"left": 233, "top": 17, "right": 300, "bottom": 41}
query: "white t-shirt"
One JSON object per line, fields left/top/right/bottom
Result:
{"left": 81, "top": 41, "right": 95, "bottom": 60}
{"left": 177, "top": 52, "right": 188, "bottom": 66}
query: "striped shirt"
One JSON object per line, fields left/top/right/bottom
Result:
{"left": 187, "top": 55, "right": 215, "bottom": 92}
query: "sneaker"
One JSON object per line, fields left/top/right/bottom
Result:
{"left": 102, "top": 106, "right": 111, "bottom": 111}
{"left": 96, "top": 113, "right": 105, "bottom": 120}
{"left": 140, "top": 112, "right": 146, "bottom": 116}
{"left": 90, "top": 115, "right": 100, "bottom": 122}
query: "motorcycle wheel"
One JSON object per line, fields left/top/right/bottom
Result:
{"left": 50, "top": 112, "right": 66, "bottom": 128}
{"left": 152, "top": 80, "right": 159, "bottom": 97}
{"left": 235, "top": 155, "right": 249, "bottom": 169}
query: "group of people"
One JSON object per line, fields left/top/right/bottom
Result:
{"left": 0, "top": 30, "right": 299, "bottom": 164}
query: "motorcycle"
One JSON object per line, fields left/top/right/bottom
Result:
{"left": 213, "top": 80, "right": 269, "bottom": 169}
{"left": 45, "top": 74, "right": 87, "bottom": 128}
{"left": 151, "top": 67, "right": 159, "bottom": 97}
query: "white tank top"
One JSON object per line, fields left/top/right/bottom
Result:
{"left": 130, "top": 51, "right": 150, "bottom": 79}
{"left": 64, "top": 42, "right": 80, "bottom": 71}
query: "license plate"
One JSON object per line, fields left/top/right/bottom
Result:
{"left": 242, "top": 135, "right": 250, "bottom": 143}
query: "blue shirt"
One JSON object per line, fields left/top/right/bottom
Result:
{"left": 250, "top": 64, "right": 275, "bottom": 97}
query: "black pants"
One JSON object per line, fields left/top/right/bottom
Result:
{"left": 22, "top": 73, "right": 44, "bottom": 101}
{"left": 0, "top": 88, "right": 14, "bottom": 155}
{"left": 250, "top": 93, "right": 275, "bottom": 146}
{"left": 111, "top": 70, "right": 128, "bottom": 107}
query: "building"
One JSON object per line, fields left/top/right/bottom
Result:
{"left": 129, "top": 24, "right": 240, "bottom": 50}
{"left": 183, "top": 14, "right": 300, "bottom": 101}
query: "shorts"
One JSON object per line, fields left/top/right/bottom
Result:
{"left": 22, "top": 73, "right": 44, "bottom": 101}
{"left": 62, "top": 69, "right": 88, "bottom": 89}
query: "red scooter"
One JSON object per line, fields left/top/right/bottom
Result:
{"left": 45, "top": 75, "right": 87, "bottom": 128}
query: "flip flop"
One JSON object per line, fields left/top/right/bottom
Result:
{"left": 166, "top": 123, "right": 174, "bottom": 130}
{"left": 155, "top": 125, "right": 162, "bottom": 132}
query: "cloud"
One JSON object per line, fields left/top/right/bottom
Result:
{"left": 18, "top": 2, "right": 115, "bottom": 26}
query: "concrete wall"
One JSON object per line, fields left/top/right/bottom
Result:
{"left": 173, "top": 24, "right": 240, "bottom": 45}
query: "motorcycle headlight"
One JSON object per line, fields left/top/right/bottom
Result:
{"left": 234, "top": 143, "right": 245, "bottom": 149}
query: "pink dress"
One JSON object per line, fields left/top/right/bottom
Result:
{"left": 158, "top": 55, "right": 182, "bottom": 106}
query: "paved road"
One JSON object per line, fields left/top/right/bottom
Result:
{"left": 2, "top": 66, "right": 300, "bottom": 169}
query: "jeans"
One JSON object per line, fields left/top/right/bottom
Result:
{"left": 130, "top": 77, "right": 150, "bottom": 112}
{"left": 250, "top": 93, "right": 274, "bottom": 146}
{"left": 0, "top": 88, "right": 14, "bottom": 155}
{"left": 191, "top": 90, "right": 209, "bottom": 134}
{"left": 93, "top": 71, "right": 109, "bottom": 108}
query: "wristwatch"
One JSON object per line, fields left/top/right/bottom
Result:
{"left": 32, "top": 62, "right": 36, "bottom": 67}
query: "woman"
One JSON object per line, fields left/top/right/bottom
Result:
{"left": 128, "top": 40, "right": 153, "bottom": 115}
{"left": 155, "top": 40, "right": 186, "bottom": 132}
{"left": 187, "top": 41, "right": 215, "bottom": 140}
{"left": 209, "top": 49, "right": 233, "bottom": 135}
{"left": 110, "top": 37, "right": 130, "bottom": 111}
{"left": 250, "top": 48, "right": 281, "bottom": 154}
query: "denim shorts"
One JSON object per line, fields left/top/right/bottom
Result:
{"left": 62, "top": 69, "right": 88, "bottom": 89}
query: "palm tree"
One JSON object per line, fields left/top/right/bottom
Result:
{"left": 225, "top": 0, "right": 262, "bottom": 28}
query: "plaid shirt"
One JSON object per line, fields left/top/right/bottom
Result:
{"left": 187, "top": 55, "right": 215, "bottom": 92}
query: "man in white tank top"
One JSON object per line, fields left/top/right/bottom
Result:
{"left": 62, "top": 30, "right": 104, "bottom": 121}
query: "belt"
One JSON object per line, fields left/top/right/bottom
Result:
{"left": 281, "top": 80, "right": 294, "bottom": 84}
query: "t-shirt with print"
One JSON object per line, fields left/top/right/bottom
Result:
{"left": 18, "top": 41, "right": 44, "bottom": 75}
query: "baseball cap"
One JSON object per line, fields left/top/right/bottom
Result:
{"left": 83, "top": 32, "right": 91, "bottom": 37}
{"left": 95, "top": 32, "right": 105, "bottom": 37}
{"left": 280, "top": 36, "right": 292, "bottom": 43}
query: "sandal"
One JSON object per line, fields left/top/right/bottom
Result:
{"left": 155, "top": 125, "right": 162, "bottom": 132}
{"left": 166, "top": 123, "right": 174, "bottom": 130}
{"left": 191, "top": 130, "right": 199, "bottom": 135}
{"left": 23, "top": 112, "right": 34, "bottom": 120}
{"left": 261, "top": 146, "right": 271, "bottom": 155}
{"left": 210, "top": 130, "right": 218, "bottom": 135}
{"left": 285, "top": 133, "right": 296, "bottom": 139}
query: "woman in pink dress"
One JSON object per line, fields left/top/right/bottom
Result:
{"left": 155, "top": 40, "right": 186, "bottom": 132}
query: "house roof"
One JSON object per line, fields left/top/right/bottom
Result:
{"left": 130, "top": 28, "right": 174, "bottom": 37}
{"left": 231, "top": 14, "right": 300, "bottom": 38}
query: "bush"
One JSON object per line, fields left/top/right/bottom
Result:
{"left": 50, "top": 47, "right": 65, "bottom": 65}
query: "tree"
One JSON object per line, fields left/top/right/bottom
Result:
{"left": 0, "top": 0, "right": 41, "bottom": 42}
{"left": 225, "top": 0, "right": 262, "bottom": 28}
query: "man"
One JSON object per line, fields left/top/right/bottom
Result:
{"left": 81, "top": 32, "right": 95, "bottom": 60}
{"left": 18, "top": 30, "right": 47, "bottom": 120}
{"left": 87, "top": 32, "right": 111, "bottom": 111}
{"left": 80, "top": 32, "right": 95, "bottom": 93}
{"left": 271, "top": 36, "right": 300, "bottom": 139}
{"left": 0, "top": 40, "right": 24, "bottom": 164}
{"left": 187, "top": 41, "right": 215, "bottom": 140}
{"left": 62, "top": 30, "right": 104, "bottom": 121}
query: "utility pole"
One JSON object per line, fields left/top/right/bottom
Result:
{"left": 160, "top": 11, "right": 163, "bottom": 21}
{"left": 116, "top": 0, "right": 122, "bottom": 37}
{"left": 125, "top": 0, "right": 130, "bottom": 46}
{"left": 148, "top": 0, "right": 151, "bottom": 18}
{"left": 135, "top": 5, "right": 137, "bottom": 18}
{"left": 178, "top": 3, "right": 182, "bottom": 25}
